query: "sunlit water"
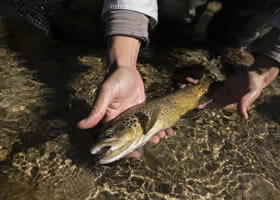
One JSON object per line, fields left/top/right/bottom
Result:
{"left": 0, "top": 7, "right": 280, "bottom": 200}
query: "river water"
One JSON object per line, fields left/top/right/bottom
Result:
{"left": 0, "top": 2, "right": 280, "bottom": 200}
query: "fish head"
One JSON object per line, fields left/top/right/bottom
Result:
{"left": 90, "top": 119, "right": 144, "bottom": 164}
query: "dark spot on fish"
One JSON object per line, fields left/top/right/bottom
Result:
{"left": 135, "top": 112, "right": 150, "bottom": 134}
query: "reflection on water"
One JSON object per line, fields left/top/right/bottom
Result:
{"left": 1, "top": 8, "right": 280, "bottom": 200}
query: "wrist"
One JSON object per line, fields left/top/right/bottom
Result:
{"left": 107, "top": 36, "right": 141, "bottom": 72}
{"left": 251, "top": 56, "right": 279, "bottom": 88}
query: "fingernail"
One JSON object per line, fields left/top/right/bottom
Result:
{"left": 79, "top": 118, "right": 87, "bottom": 124}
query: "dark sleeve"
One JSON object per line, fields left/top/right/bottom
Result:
{"left": 252, "top": 27, "right": 280, "bottom": 64}
{"left": 103, "top": 9, "right": 149, "bottom": 43}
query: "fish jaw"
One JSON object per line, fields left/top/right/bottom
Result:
{"left": 90, "top": 125, "right": 144, "bottom": 164}
{"left": 93, "top": 137, "right": 143, "bottom": 164}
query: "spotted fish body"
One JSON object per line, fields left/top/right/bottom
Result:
{"left": 90, "top": 78, "right": 210, "bottom": 164}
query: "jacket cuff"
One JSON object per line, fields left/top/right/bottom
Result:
{"left": 251, "top": 27, "right": 280, "bottom": 64}
{"left": 104, "top": 10, "right": 149, "bottom": 44}
{"left": 102, "top": 0, "right": 158, "bottom": 28}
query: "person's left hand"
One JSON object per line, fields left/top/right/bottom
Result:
{"left": 199, "top": 56, "right": 279, "bottom": 119}
{"left": 201, "top": 70, "right": 266, "bottom": 119}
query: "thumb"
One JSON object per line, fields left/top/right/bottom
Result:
{"left": 77, "top": 86, "right": 112, "bottom": 129}
{"left": 238, "top": 92, "right": 256, "bottom": 120}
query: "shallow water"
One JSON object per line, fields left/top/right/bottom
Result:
{"left": 0, "top": 8, "right": 280, "bottom": 200}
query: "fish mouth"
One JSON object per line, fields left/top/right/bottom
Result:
{"left": 93, "top": 146, "right": 112, "bottom": 157}
{"left": 90, "top": 139, "right": 141, "bottom": 164}
{"left": 90, "top": 145, "right": 114, "bottom": 159}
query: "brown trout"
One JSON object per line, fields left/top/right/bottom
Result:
{"left": 90, "top": 77, "right": 211, "bottom": 164}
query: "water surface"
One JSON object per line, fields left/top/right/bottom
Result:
{"left": 0, "top": 11, "right": 280, "bottom": 200}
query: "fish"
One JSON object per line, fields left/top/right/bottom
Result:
{"left": 90, "top": 75, "right": 211, "bottom": 164}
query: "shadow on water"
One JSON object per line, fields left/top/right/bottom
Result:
{"left": 255, "top": 95, "right": 280, "bottom": 123}
{"left": 2, "top": 2, "right": 280, "bottom": 199}
{"left": 0, "top": 12, "right": 107, "bottom": 166}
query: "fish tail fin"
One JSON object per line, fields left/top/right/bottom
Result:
{"left": 199, "top": 72, "right": 212, "bottom": 84}
{"left": 197, "top": 72, "right": 213, "bottom": 97}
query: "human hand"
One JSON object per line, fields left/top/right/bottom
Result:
{"left": 77, "top": 36, "right": 175, "bottom": 159}
{"left": 77, "top": 62, "right": 174, "bottom": 159}
{"left": 200, "top": 56, "right": 279, "bottom": 119}
{"left": 77, "top": 36, "right": 144, "bottom": 129}
{"left": 78, "top": 66, "right": 145, "bottom": 128}
{"left": 204, "top": 70, "right": 266, "bottom": 119}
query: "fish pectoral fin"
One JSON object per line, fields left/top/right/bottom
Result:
{"left": 197, "top": 95, "right": 212, "bottom": 106}
{"left": 182, "top": 109, "right": 200, "bottom": 119}
{"left": 146, "top": 107, "right": 161, "bottom": 132}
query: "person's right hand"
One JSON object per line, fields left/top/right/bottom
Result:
{"left": 78, "top": 36, "right": 145, "bottom": 129}
{"left": 78, "top": 66, "right": 146, "bottom": 128}
{"left": 77, "top": 36, "right": 176, "bottom": 158}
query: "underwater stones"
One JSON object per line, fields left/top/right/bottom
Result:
{"left": 0, "top": 147, "right": 9, "bottom": 162}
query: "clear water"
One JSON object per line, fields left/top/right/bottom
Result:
{"left": 0, "top": 6, "right": 280, "bottom": 200}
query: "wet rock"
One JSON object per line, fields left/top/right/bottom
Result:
{"left": 0, "top": 148, "right": 9, "bottom": 162}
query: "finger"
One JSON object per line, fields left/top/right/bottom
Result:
{"left": 157, "top": 130, "right": 166, "bottom": 138}
{"left": 223, "top": 103, "right": 237, "bottom": 111}
{"left": 77, "top": 85, "right": 112, "bottom": 129}
{"left": 177, "top": 77, "right": 199, "bottom": 89}
{"left": 185, "top": 77, "right": 199, "bottom": 84}
{"left": 124, "top": 151, "right": 141, "bottom": 158}
{"left": 196, "top": 99, "right": 214, "bottom": 109}
{"left": 178, "top": 83, "right": 187, "bottom": 89}
{"left": 238, "top": 93, "right": 255, "bottom": 120}
{"left": 166, "top": 128, "right": 175, "bottom": 136}
{"left": 198, "top": 100, "right": 216, "bottom": 109}
{"left": 148, "top": 136, "right": 160, "bottom": 145}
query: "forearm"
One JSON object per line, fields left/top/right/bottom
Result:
{"left": 107, "top": 36, "right": 141, "bottom": 71}
{"left": 104, "top": 9, "right": 149, "bottom": 72}
{"left": 250, "top": 26, "right": 280, "bottom": 88}
{"left": 252, "top": 27, "right": 280, "bottom": 64}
